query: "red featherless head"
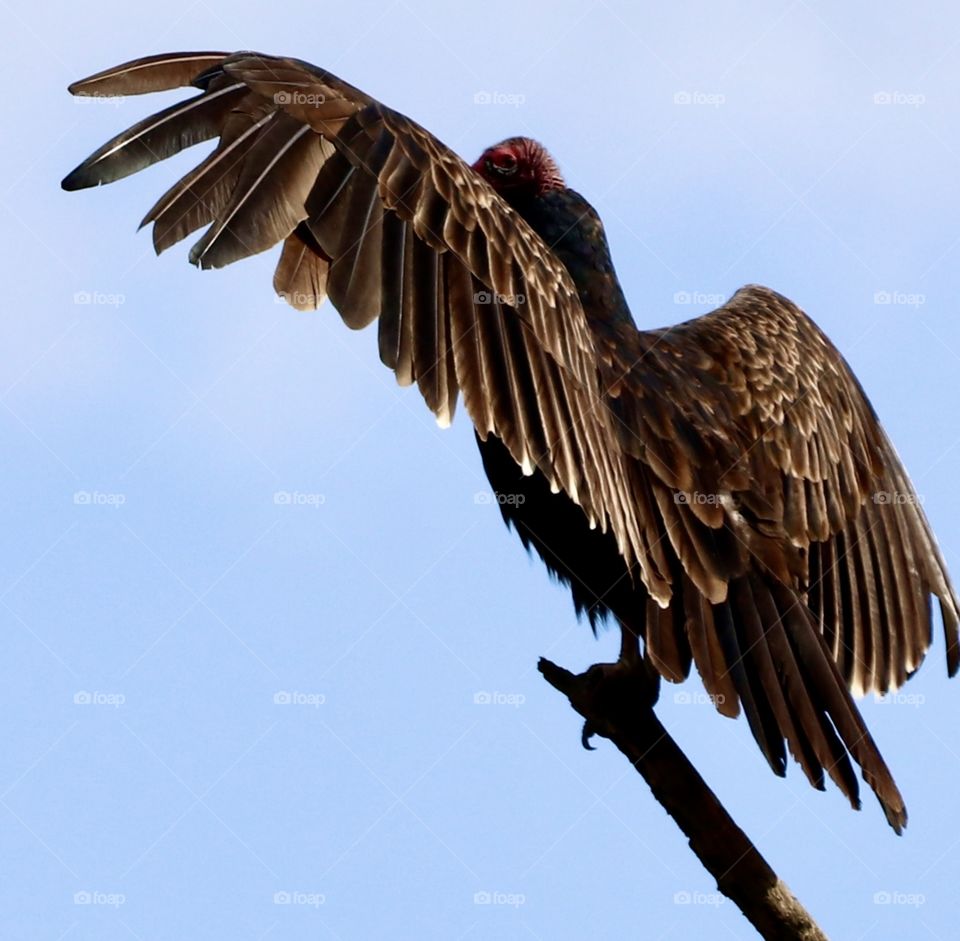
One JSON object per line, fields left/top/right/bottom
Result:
{"left": 471, "top": 137, "right": 565, "bottom": 196}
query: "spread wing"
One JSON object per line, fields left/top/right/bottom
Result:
{"left": 63, "top": 52, "right": 959, "bottom": 831}
{"left": 62, "top": 50, "right": 645, "bottom": 572}
{"left": 664, "top": 288, "right": 958, "bottom": 689}
{"left": 607, "top": 286, "right": 959, "bottom": 829}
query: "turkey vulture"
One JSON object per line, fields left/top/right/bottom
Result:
{"left": 62, "top": 51, "right": 959, "bottom": 834}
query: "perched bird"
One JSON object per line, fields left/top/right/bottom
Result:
{"left": 63, "top": 51, "right": 959, "bottom": 833}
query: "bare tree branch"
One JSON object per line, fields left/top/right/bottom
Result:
{"left": 538, "top": 657, "right": 829, "bottom": 941}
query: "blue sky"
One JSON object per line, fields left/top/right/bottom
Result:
{"left": 3, "top": 1, "right": 960, "bottom": 938}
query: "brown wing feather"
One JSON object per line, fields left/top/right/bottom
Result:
{"left": 61, "top": 78, "right": 248, "bottom": 190}
{"left": 273, "top": 228, "right": 330, "bottom": 311}
{"left": 67, "top": 51, "right": 230, "bottom": 97}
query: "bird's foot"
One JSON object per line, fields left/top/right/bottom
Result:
{"left": 537, "top": 654, "right": 660, "bottom": 749}
{"left": 576, "top": 659, "right": 660, "bottom": 750}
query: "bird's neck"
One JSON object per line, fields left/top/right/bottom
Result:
{"left": 506, "top": 188, "right": 637, "bottom": 332}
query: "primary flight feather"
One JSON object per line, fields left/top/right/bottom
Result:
{"left": 62, "top": 51, "right": 960, "bottom": 833}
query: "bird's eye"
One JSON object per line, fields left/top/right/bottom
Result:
{"left": 487, "top": 152, "right": 518, "bottom": 176}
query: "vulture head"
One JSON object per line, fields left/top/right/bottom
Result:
{"left": 471, "top": 137, "right": 565, "bottom": 196}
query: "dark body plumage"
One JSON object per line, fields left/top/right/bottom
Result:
{"left": 475, "top": 187, "right": 641, "bottom": 627}
{"left": 62, "top": 51, "right": 960, "bottom": 833}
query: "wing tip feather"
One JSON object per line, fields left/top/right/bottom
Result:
{"left": 60, "top": 170, "right": 86, "bottom": 192}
